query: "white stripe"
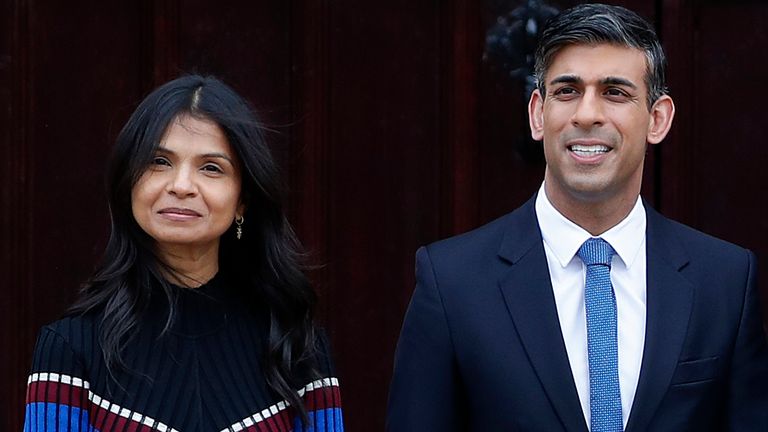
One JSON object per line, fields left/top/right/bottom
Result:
{"left": 218, "top": 377, "right": 341, "bottom": 432}
{"left": 27, "top": 372, "right": 180, "bottom": 432}
{"left": 28, "top": 372, "right": 89, "bottom": 388}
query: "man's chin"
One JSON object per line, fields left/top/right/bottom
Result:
{"left": 560, "top": 179, "right": 621, "bottom": 205}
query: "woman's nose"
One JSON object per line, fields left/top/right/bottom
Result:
{"left": 166, "top": 166, "right": 197, "bottom": 197}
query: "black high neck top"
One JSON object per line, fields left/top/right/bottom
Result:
{"left": 23, "top": 274, "right": 343, "bottom": 431}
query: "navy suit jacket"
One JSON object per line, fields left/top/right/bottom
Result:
{"left": 387, "top": 196, "right": 768, "bottom": 431}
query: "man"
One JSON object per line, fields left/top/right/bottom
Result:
{"left": 387, "top": 4, "right": 768, "bottom": 431}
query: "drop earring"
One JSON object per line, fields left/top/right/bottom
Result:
{"left": 235, "top": 215, "right": 244, "bottom": 240}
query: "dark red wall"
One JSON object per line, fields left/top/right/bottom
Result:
{"left": 2, "top": 1, "right": 767, "bottom": 430}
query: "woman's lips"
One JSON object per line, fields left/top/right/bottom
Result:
{"left": 157, "top": 207, "right": 202, "bottom": 221}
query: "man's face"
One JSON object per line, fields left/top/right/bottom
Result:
{"left": 529, "top": 43, "right": 673, "bottom": 206}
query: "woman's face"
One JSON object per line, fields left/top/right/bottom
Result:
{"left": 131, "top": 115, "right": 244, "bottom": 254}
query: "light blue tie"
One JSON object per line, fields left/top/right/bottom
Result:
{"left": 578, "top": 237, "right": 623, "bottom": 432}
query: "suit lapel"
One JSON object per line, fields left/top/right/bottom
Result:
{"left": 498, "top": 197, "right": 589, "bottom": 432}
{"left": 625, "top": 206, "right": 694, "bottom": 432}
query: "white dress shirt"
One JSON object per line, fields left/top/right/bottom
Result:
{"left": 535, "top": 183, "right": 647, "bottom": 429}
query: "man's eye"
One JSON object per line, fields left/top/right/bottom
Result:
{"left": 605, "top": 88, "right": 628, "bottom": 97}
{"left": 553, "top": 87, "right": 578, "bottom": 97}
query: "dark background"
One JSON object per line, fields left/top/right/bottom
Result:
{"left": 2, "top": 0, "right": 767, "bottom": 429}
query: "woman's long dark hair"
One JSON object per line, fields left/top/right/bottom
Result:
{"left": 68, "top": 75, "right": 318, "bottom": 421}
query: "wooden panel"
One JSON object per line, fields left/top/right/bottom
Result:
{"left": 290, "top": 0, "right": 332, "bottom": 324}
{"left": 663, "top": 2, "right": 768, "bottom": 313}
{"left": 691, "top": 3, "right": 768, "bottom": 253}
{"left": 659, "top": 0, "right": 697, "bottom": 222}
{"left": 447, "top": 0, "right": 482, "bottom": 232}
{"left": 321, "top": 2, "right": 447, "bottom": 428}
{"left": 0, "top": 1, "right": 32, "bottom": 430}
{"left": 174, "top": 0, "right": 293, "bottom": 134}
{"left": 27, "top": 0, "right": 148, "bottom": 326}
{"left": 0, "top": 1, "right": 150, "bottom": 429}
{"left": 660, "top": 0, "right": 768, "bottom": 315}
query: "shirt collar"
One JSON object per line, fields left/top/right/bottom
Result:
{"left": 535, "top": 182, "right": 646, "bottom": 269}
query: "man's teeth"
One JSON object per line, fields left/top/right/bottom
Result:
{"left": 570, "top": 144, "right": 610, "bottom": 155}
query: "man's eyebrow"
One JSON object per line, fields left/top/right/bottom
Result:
{"left": 548, "top": 74, "right": 582, "bottom": 86}
{"left": 601, "top": 76, "right": 638, "bottom": 89}
{"left": 547, "top": 75, "right": 638, "bottom": 90}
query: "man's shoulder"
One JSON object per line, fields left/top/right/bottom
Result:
{"left": 649, "top": 207, "right": 751, "bottom": 257}
{"left": 423, "top": 197, "right": 537, "bottom": 267}
{"left": 647, "top": 206, "right": 753, "bottom": 275}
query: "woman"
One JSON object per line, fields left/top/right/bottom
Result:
{"left": 23, "top": 75, "right": 343, "bottom": 431}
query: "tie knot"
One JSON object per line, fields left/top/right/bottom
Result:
{"left": 577, "top": 237, "right": 615, "bottom": 267}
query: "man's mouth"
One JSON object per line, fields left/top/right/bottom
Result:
{"left": 568, "top": 144, "right": 611, "bottom": 157}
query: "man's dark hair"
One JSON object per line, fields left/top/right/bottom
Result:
{"left": 534, "top": 3, "right": 667, "bottom": 108}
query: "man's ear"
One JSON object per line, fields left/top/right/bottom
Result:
{"left": 528, "top": 89, "right": 545, "bottom": 141}
{"left": 647, "top": 94, "right": 675, "bottom": 145}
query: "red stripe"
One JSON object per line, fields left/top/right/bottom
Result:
{"left": 236, "top": 385, "right": 341, "bottom": 431}
{"left": 100, "top": 407, "right": 119, "bottom": 431}
{"left": 266, "top": 415, "right": 279, "bottom": 430}
{"left": 26, "top": 381, "right": 88, "bottom": 408}
{"left": 125, "top": 419, "right": 142, "bottom": 432}
{"left": 304, "top": 386, "right": 342, "bottom": 411}
{"left": 112, "top": 413, "right": 131, "bottom": 431}
{"left": 89, "top": 398, "right": 160, "bottom": 431}
{"left": 274, "top": 409, "right": 293, "bottom": 431}
{"left": 91, "top": 402, "right": 109, "bottom": 430}
{"left": 26, "top": 378, "right": 170, "bottom": 431}
{"left": 256, "top": 418, "right": 272, "bottom": 432}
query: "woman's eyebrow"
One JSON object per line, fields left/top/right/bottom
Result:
{"left": 155, "top": 147, "right": 235, "bottom": 165}
{"left": 200, "top": 152, "right": 235, "bottom": 165}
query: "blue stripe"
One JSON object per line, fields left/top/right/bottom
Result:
{"left": 24, "top": 403, "right": 95, "bottom": 432}
{"left": 293, "top": 408, "right": 344, "bottom": 432}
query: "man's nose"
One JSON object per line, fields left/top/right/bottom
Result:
{"left": 571, "top": 90, "right": 605, "bottom": 128}
{"left": 166, "top": 166, "right": 197, "bottom": 197}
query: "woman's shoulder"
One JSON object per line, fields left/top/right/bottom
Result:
{"left": 313, "top": 327, "right": 338, "bottom": 376}
{"left": 29, "top": 312, "right": 101, "bottom": 374}
{"left": 40, "top": 310, "right": 100, "bottom": 343}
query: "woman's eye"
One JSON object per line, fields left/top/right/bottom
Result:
{"left": 202, "top": 164, "right": 223, "bottom": 173}
{"left": 151, "top": 157, "right": 170, "bottom": 166}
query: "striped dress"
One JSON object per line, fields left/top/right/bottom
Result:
{"left": 23, "top": 275, "right": 344, "bottom": 431}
